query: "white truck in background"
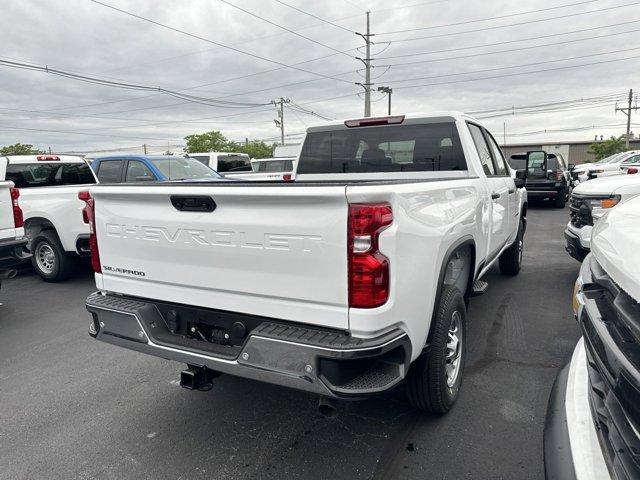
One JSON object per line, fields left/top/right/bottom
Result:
{"left": 565, "top": 174, "right": 640, "bottom": 261}
{"left": 0, "top": 181, "right": 29, "bottom": 287}
{"left": 186, "top": 152, "right": 253, "bottom": 177}
{"left": 84, "top": 112, "right": 528, "bottom": 414}
{"left": 0, "top": 155, "right": 98, "bottom": 281}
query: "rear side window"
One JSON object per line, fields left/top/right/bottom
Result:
{"left": 297, "top": 122, "right": 466, "bottom": 174}
{"left": 6, "top": 162, "right": 96, "bottom": 188}
{"left": 217, "top": 155, "right": 251, "bottom": 172}
{"left": 96, "top": 160, "right": 124, "bottom": 183}
{"left": 468, "top": 124, "right": 496, "bottom": 176}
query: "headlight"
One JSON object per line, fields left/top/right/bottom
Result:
{"left": 588, "top": 195, "right": 621, "bottom": 218}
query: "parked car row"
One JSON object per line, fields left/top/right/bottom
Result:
{"left": 571, "top": 150, "right": 640, "bottom": 183}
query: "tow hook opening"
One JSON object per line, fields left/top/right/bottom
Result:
{"left": 180, "top": 364, "right": 221, "bottom": 391}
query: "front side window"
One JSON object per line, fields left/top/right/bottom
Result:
{"left": 468, "top": 123, "right": 496, "bottom": 176}
{"left": 298, "top": 122, "right": 467, "bottom": 174}
{"left": 125, "top": 161, "right": 155, "bottom": 182}
{"left": 622, "top": 155, "right": 640, "bottom": 164}
{"left": 7, "top": 162, "right": 96, "bottom": 188}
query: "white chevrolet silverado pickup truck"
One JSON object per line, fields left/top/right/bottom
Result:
{"left": 0, "top": 181, "right": 30, "bottom": 287}
{"left": 84, "top": 113, "right": 528, "bottom": 413}
{"left": 0, "top": 155, "right": 98, "bottom": 281}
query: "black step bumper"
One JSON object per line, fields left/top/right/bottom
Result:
{"left": 0, "top": 236, "right": 30, "bottom": 269}
{"left": 86, "top": 292, "right": 411, "bottom": 399}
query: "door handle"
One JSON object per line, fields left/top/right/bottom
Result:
{"left": 170, "top": 195, "right": 216, "bottom": 212}
{"left": 491, "top": 192, "right": 501, "bottom": 200}
{"left": 508, "top": 189, "right": 516, "bottom": 194}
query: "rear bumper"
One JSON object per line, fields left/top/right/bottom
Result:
{"left": 527, "top": 190, "right": 560, "bottom": 198}
{"left": 564, "top": 227, "right": 589, "bottom": 262}
{"left": 86, "top": 292, "right": 411, "bottom": 399}
{"left": 0, "top": 236, "right": 30, "bottom": 269}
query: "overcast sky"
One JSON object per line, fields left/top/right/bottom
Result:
{"left": 0, "top": 0, "right": 638, "bottom": 153}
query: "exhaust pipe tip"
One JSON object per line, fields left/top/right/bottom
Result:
{"left": 318, "top": 397, "right": 338, "bottom": 418}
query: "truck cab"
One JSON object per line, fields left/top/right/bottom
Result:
{"left": 91, "top": 155, "right": 223, "bottom": 183}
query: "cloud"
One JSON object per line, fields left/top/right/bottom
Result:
{"left": 0, "top": 0, "right": 636, "bottom": 152}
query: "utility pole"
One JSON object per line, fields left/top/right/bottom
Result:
{"left": 143, "top": 143, "right": 147, "bottom": 154}
{"left": 272, "top": 97, "right": 289, "bottom": 145}
{"left": 503, "top": 122, "right": 506, "bottom": 146}
{"left": 616, "top": 89, "right": 638, "bottom": 149}
{"left": 377, "top": 86, "right": 392, "bottom": 115}
{"left": 355, "top": 12, "right": 373, "bottom": 117}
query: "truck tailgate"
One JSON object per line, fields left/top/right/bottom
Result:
{"left": 0, "top": 182, "right": 16, "bottom": 240}
{"left": 92, "top": 184, "right": 350, "bottom": 329}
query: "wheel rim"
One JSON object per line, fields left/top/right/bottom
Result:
{"left": 35, "top": 243, "right": 56, "bottom": 274}
{"left": 445, "top": 310, "right": 463, "bottom": 388}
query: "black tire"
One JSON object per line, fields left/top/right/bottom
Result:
{"left": 30, "top": 230, "right": 76, "bottom": 282}
{"left": 405, "top": 285, "right": 467, "bottom": 414}
{"left": 553, "top": 189, "right": 567, "bottom": 208}
{"left": 499, "top": 218, "right": 524, "bottom": 276}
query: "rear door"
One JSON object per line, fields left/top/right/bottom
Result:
{"left": 93, "top": 184, "right": 350, "bottom": 329}
{"left": 468, "top": 123, "right": 510, "bottom": 257}
{"left": 484, "top": 131, "right": 519, "bottom": 236}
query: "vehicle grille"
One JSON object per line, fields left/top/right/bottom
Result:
{"left": 569, "top": 195, "right": 593, "bottom": 228}
{"left": 581, "top": 258, "right": 640, "bottom": 480}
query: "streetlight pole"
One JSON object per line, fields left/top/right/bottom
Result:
{"left": 377, "top": 86, "right": 392, "bottom": 115}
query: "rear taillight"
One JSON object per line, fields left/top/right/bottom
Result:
{"left": 282, "top": 173, "right": 292, "bottom": 181}
{"left": 9, "top": 187, "right": 23, "bottom": 228}
{"left": 348, "top": 203, "right": 392, "bottom": 308}
{"left": 78, "top": 191, "right": 101, "bottom": 273}
{"left": 627, "top": 167, "right": 638, "bottom": 174}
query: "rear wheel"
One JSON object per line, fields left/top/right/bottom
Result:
{"left": 499, "top": 218, "right": 524, "bottom": 276}
{"left": 405, "top": 285, "right": 467, "bottom": 413}
{"left": 31, "top": 230, "right": 76, "bottom": 282}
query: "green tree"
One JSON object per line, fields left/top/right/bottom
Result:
{"left": 0, "top": 143, "right": 43, "bottom": 155}
{"left": 184, "top": 130, "right": 230, "bottom": 153}
{"left": 587, "top": 136, "right": 627, "bottom": 161}
{"left": 230, "top": 140, "right": 275, "bottom": 159}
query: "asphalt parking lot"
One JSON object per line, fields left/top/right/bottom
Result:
{"left": 0, "top": 203, "right": 581, "bottom": 480}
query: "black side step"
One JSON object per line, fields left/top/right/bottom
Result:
{"left": 471, "top": 280, "right": 489, "bottom": 297}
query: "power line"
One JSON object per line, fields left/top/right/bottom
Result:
{"left": 0, "top": 124, "right": 184, "bottom": 141}
{"left": 374, "top": 27, "right": 640, "bottom": 69}
{"left": 0, "top": 58, "right": 272, "bottom": 108}
{"left": 218, "top": 0, "right": 353, "bottom": 58}
{"left": 504, "top": 123, "right": 640, "bottom": 137}
{"left": 377, "top": 0, "right": 601, "bottom": 35}
{"left": 374, "top": 19, "right": 640, "bottom": 60}
{"left": 383, "top": 46, "right": 640, "bottom": 86}
{"left": 387, "top": 1, "right": 640, "bottom": 43}
{"left": 272, "top": 0, "right": 354, "bottom": 33}
{"left": 88, "top": 0, "right": 355, "bottom": 85}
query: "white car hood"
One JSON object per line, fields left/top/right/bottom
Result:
{"left": 591, "top": 197, "right": 640, "bottom": 302}
{"left": 573, "top": 174, "right": 640, "bottom": 195}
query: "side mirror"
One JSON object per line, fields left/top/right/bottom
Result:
{"left": 568, "top": 163, "right": 575, "bottom": 171}
{"left": 526, "top": 150, "right": 547, "bottom": 175}
{"left": 514, "top": 169, "right": 526, "bottom": 188}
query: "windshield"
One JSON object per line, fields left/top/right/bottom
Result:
{"left": 252, "top": 160, "right": 294, "bottom": 172}
{"left": 151, "top": 157, "right": 221, "bottom": 180}
{"left": 298, "top": 122, "right": 467, "bottom": 174}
